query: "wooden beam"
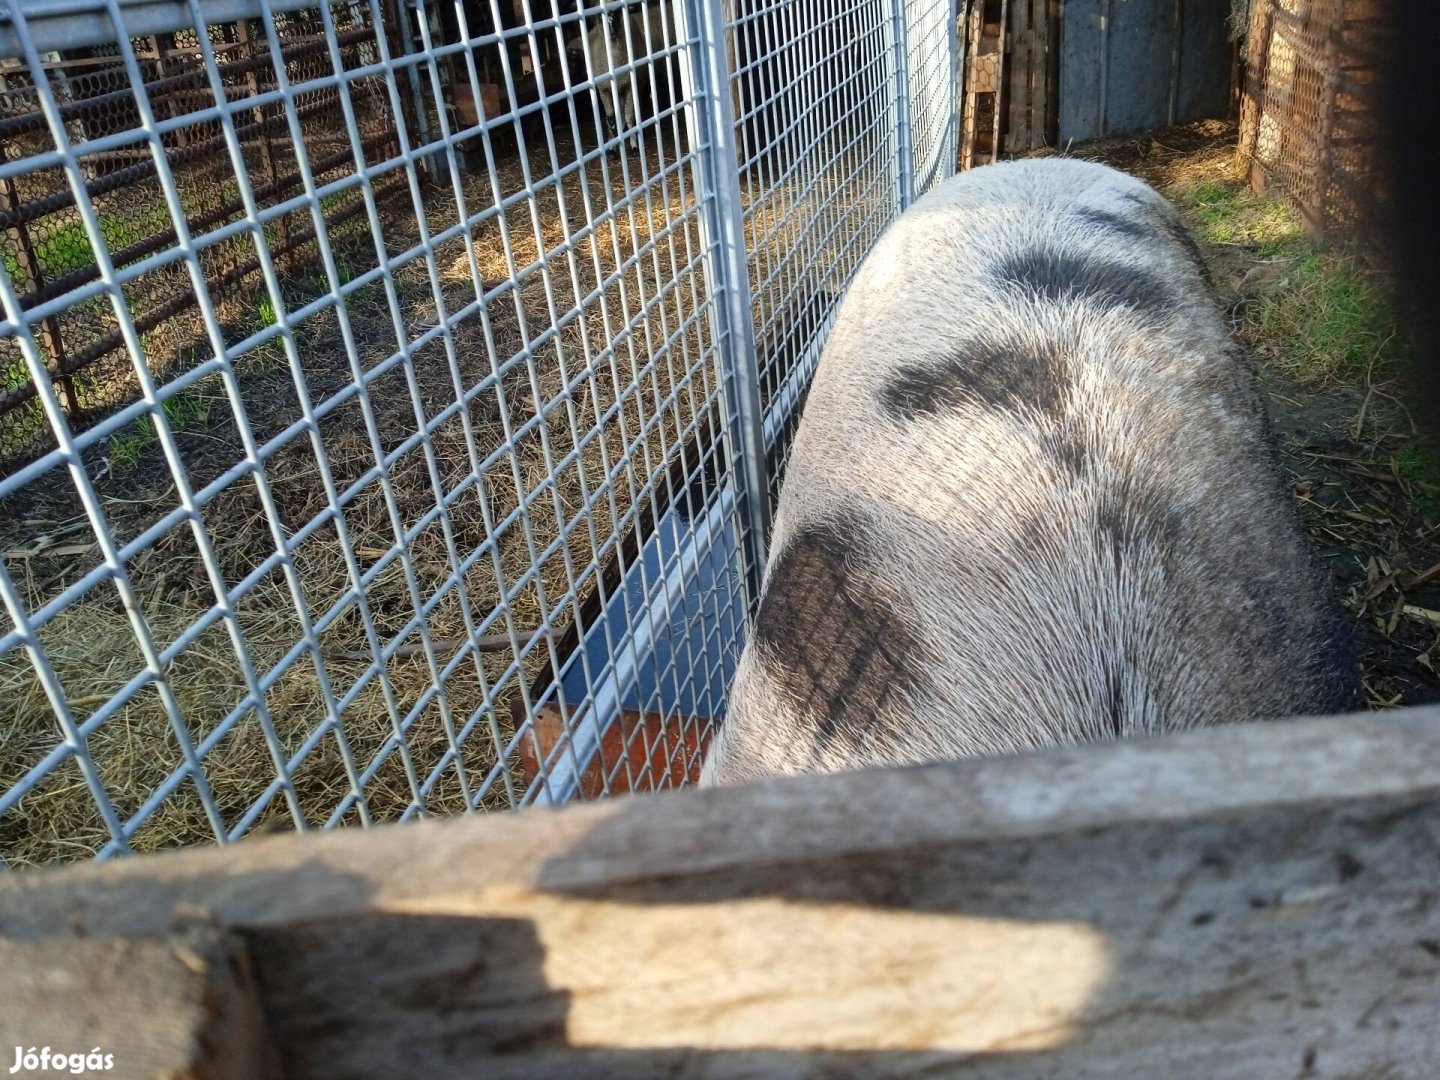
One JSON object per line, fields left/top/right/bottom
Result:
{"left": 0, "top": 928, "right": 279, "bottom": 1079}
{"left": 993, "top": 0, "right": 1009, "bottom": 162}
{"left": 960, "top": 0, "right": 987, "bottom": 168}
{"left": 1238, "top": 0, "right": 1275, "bottom": 185}
{"left": 1, "top": 710, "right": 1439, "bottom": 1078}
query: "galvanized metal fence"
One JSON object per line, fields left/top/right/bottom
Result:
{"left": 0, "top": 3, "right": 411, "bottom": 467}
{"left": 0, "top": 0, "right": 956, "bottom": 867}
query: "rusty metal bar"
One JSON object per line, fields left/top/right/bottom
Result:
{"left": 0, "top": 163, "right": 76, "bottom": 420}
{"left": 7, "top": 132, "right": 393, "bottom": 313}
{"left": 0, "top": 174, "right": 404, "bottom": 424}
{"left": 234, "top": 17, "right": 290, "bottom": 270}
{"left": 0, "top": 25, "right": 375, "bottom": 144}
{"left": 0, "top": 87, "right": 353, "bottom": 231}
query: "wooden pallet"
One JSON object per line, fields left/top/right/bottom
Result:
{"left": 960, "top": 0, "right": 1058, "bottom": 169}
{"left": 1006, "top": 0, "right": 1059, "bottom": 153}
{"left": 959, "top": 0, "right": 1003, "bottom": 168}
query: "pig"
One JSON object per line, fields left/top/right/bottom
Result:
{"left": 701, "top": 157, "right": 1362, "bottom": 787}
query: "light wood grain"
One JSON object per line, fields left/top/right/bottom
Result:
{"left": 0, "top": 927, "right": 279, "bottom": 1080}
{"left": 2, "top": 709, "right": 1439, "bottom": 1078}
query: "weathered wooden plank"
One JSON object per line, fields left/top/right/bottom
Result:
{"left": 1041, "top": 0, "right": 1060, "bottom": 145}
{"left": 4, "top": 710, "right": 1436, "bottom": 937}
{"left": 0, "top": 710, "right": 1438, "bottom": 1078}
{"left": 993, "top": 0, "right": 1009, "bottom": 161}
{"left": 1028, "top": 0, "right": 1048, "bottom": 149}
{"left": 448, "top": 81, "right": 503, "bottom": 126}
{"left": 0, "top": 928, "right": 279, "bottom": 1080}
{"left": 960, "top": 0, "right": 985, "bottom": 167}
{"left": 1058, "top": 0, "right": 1103, "bottom": 142}
{"left": 1178, "top": 0, "right": 1234, "bottom": 122}
{"left": 1006, "top": 0, "right": 1032, "bottom": 151}
{"left": 1238, "top": 0, "right": 1276, "bottom": 182}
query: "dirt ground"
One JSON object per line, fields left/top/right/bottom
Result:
{"left": 1046, "top": 120, "right": 1440, "bottom": 710}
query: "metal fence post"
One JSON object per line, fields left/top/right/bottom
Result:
{"left": 234, "top": 17, "right": 292, "bottom": 272}
{"left": 678, "top": 0, "right": 771, "bottom": 614}
{"left": 0, "top": 167, "right": 76, "bottom": 421}
{"left": 949, "top": 0, "right": 962, "bottom": 174}
{"left": 0, "top": 0, "right": 961, "bottom": 859}
{"left": 891, "top": 0, "right": 916, "bottom": 209}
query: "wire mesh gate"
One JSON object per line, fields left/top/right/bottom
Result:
{"left": 0, "top": 0, "right": 957, "bottom": 867}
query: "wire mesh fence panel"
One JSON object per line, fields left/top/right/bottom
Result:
{"left": 0, "top": 7, "right": 406, "bottom": 468}
{"left": 906, "top": 0, "right": 958, "bottom": 197}
{"left": 0, "top": 0, "right": 955, "bottom": 868}
{"left": 729, "top": 0, "right": 912, "bottom": 511}
{"left": 1237, "top": 0, "right": 1381, "bottom": 237}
